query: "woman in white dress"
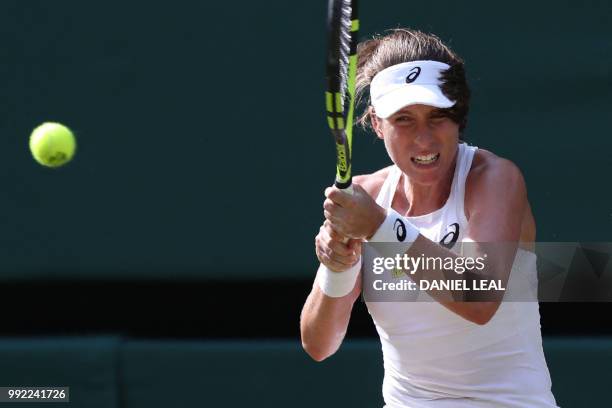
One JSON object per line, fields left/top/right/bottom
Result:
{"left": 300, "top": 28, "right": 558, "bottom": 408}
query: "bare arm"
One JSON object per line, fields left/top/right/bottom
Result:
{"left": 300, "top": 274, "right": 361, "bottom": 361}
{"left": 398, "top": 157, "right": 527, "bottom": 324}
{"left": 456, "top": 156, "right": 528, "bottom": 322}
{"left": 300, "top": 174, "right": 385, "bottom": 361}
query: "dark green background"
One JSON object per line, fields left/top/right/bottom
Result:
{"left": 0, "top": 3, "right": 611, "bottom": 408}
{"left": 1, "top": 0, "right": 611, "bottom": 280}
{"left": 0, "top": 337, "right": 610, "bottom": 408}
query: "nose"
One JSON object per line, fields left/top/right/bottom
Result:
{"left": 413, "top": 125, "right": 434, "bottom": 149}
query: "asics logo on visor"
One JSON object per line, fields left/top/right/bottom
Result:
{"left": 405, "top": 67, "right": 421, "bottom": 84}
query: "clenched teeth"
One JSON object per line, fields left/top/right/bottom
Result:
{"left": 412, "top": 153, "right": 440, "bottom": 164}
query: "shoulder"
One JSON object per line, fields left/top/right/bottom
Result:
{"left": 468, "top": 149, "right": 525, "bottom": 184}
{"left": 465, "top": 149, "right": 527, "bottom": 215}
{"left": 353, "top": 165, "right": 393, "bottom": 198}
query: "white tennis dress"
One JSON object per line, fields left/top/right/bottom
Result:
{"left": 366, "top": 143, "right": 558, "bottom": 408}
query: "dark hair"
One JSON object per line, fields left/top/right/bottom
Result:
{"left": 356, "top": 28, "right": 470, "bottom": 134}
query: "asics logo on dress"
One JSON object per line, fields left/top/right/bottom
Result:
{"left": 393, "top": 219, "right": 460, "bottom": 248}
{"left": 440, "top": 223, "right": 460, "bottom": 249}
{"left": 394, "top": 219, "right": 407, "bottom": 242}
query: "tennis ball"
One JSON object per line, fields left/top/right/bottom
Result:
{"left": 29, "top": 122, "right": 76, "bottom": 168}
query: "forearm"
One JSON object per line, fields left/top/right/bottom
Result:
{"left": 407, "top": 236, "right": 506, "bottom": 324}
{"left": 300, "top": 280, "right": 360, "bottom": 361}
{"left": 369, "top": 210, "right": 515, "bottom": 325}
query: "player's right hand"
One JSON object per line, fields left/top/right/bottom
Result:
{"left": 315, "top": 220, "right": 361, "bottom": 272}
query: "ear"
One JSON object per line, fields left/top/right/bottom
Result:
{"left": 370, "top": 107, "right": 384, "bottom": 140}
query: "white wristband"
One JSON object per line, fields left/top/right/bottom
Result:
{"left": 316, "top": 258, "right": 361, "bottom": 298}
{"left": 368, "top": 208, "right": 420, "bottom": 244}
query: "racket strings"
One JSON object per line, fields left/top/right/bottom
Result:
{"left": 337, "top": 1, "right": 353, "bottom": 102}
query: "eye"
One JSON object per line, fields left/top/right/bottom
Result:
{"left": 394, "top": 115, "right": 414, "bottom": 124}
{"left": 430, "top": 116, "right": 447, "bottom": 126}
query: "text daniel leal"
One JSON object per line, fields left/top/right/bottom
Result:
{"left": 372, "top": 279, "right": 506, "bottom": 291}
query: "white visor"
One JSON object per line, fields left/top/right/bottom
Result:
{"left": 370, "top": 60, "right": 455, "bottom": 118}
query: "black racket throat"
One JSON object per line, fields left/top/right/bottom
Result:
{"left": 335, "top": 179, "right": 352, "bottom": 189}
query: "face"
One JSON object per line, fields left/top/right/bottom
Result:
{"left": 371, "top": 104, "right": 460, "bottom": 186}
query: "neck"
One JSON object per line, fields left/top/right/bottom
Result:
{"left": 397, "top": 155, "right": 457, "bottom": 217}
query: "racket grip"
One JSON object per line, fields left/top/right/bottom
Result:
{"left": 334, "top": 179, "right": 353, "bottom": 191}
{"left": 336, "top": 184, "right": 353, "bottom": 243}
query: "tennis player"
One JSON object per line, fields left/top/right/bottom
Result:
{"left": 301, "top": 29, "right": 558, "bottom": 407}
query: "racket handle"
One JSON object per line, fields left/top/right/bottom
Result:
{"left": 334, "top": 183, "right": 353, "bottom": 243}
{"left": 334, "top": 180, "right": 353, "bottom": 193}
{"left": 341, "top": 183, "right": 353, "bottom": 194}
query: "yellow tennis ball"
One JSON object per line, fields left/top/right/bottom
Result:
{"left": 29, "top": 122, "right": 76, "bottom": 168}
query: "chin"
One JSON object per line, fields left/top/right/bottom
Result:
{"left": 409, "top": 173, "right": 441, "bottom": 185}
{"left": 402, "top": 162, "right": 441, "bottom": 182}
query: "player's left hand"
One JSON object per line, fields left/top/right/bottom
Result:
{"left": 324, "top": 183, "right": 387, "bottom": 240}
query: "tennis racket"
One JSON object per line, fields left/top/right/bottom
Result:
{"left": 325, "top": 0, "right": 359, "bottom": 193}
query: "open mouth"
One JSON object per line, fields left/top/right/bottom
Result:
{"left": 411, "top": 153, "right": 440, "bottom": 165}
